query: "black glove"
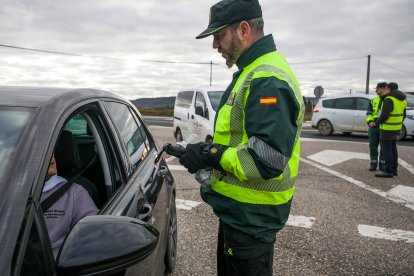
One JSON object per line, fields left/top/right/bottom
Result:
{"left": 179, "top": 142, "right": 228, "bottom": 174}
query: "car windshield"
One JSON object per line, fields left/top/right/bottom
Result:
{"left": 208, "top": 91, "right": 225, "bottom": 111}
{"left": 0, "top": 108, "right": 32, "bottom": 180}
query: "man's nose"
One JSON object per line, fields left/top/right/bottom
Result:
{"left": 213, "top": 37, "right": 220, "bottom": 49}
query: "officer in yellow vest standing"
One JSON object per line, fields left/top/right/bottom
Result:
{"left": 366, "top": 82, "right": 386, "bottom": 171}
{"left": 178, "top": 0, "right": 304, "bottom": 275}
{"left": 374, "top": 82, "right": 407, "bottom": 178}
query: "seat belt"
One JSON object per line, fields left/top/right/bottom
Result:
{"left": 41, "top": 154, "right": 97, "bottom": 212}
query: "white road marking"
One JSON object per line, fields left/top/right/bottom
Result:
{"left": 286, "top": 215, "right": 316, "bottom": 228}
{"left": 301, "top": 158, "right": 414, "bottom": 211}
{"left": 307, "top": 150, "right": 369, "bottom": 166}
{"left": 389, "top": 185, "right": 414, "bottom": 206}
{"left": 398, "top": 158, "right": 414, "bottom": 175}
{"left": 176, "top": 199, "right": 202, "bottom": 210}
{"left": 168, "top": 164, "right": 187, "bottom": 171}
{"left": 358, "top": 224, "right": 414, "bottom": 243}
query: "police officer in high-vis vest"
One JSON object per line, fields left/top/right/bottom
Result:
{"left": 374, "top": 82, "right": 407, "bottom": 178}
{"left": 178, "top": 0, "right": 304, "bottom": 275}
{"left": 366, "top": 82, "right": 386, "bottom": 171}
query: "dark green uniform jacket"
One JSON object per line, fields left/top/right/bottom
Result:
{"left": 201, "top": 34, "right": 304, "bottom": 242}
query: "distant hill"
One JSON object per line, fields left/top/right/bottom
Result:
{"left": 131, "top": 96, "right": 175, "bottom": 109}
{"left": 131, "top": 96, "right": 175, "bottom": 116}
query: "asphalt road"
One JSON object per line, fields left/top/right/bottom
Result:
{"left": 149, "top": 125, "right": 414, "bottom": 275}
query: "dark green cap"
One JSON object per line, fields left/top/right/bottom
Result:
{"left": 196, "top": 0, "right": 262, "bottom": 39}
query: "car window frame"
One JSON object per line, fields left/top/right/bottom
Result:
{"left": 333, "top": 97, "right": 356, "bottom": 110}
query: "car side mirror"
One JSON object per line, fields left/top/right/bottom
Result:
{"left": 56, "top": 215, "right": 159, "bottom": 275}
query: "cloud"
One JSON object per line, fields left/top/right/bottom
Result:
{"left": 0, "top": 0, "right": 413, "bottom": 100}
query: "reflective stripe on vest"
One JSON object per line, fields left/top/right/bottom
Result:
{"left": 212, "top": 51, "right": 303, "bottom": 205}
{"left": 380, "top": 96, "right": 407, "bottom": 131}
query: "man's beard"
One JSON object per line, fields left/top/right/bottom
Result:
{"left": 225, "top": 32, "right": 243, "bottom": 68}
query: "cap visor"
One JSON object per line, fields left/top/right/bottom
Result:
{"left": 195, "top": 24, "right": 228, "bottom": 39}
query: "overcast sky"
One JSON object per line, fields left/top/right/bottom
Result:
{"left": 1, "top": 0, "right": 413, "bottom": 100}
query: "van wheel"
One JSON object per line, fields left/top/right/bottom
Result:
{"left": 205, "top": 136, "right": 213, "bottom": 143}
{"left": 318, "top": 120, "right": 333, "bottom": 136}
{"left": 176, "top": 129, "right": 183, "bottom": 142}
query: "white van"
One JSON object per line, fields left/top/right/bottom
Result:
{"left": 173, "top": 87, "right": 225, "bottom": 143}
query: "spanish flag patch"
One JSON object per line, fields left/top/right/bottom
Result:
{"left": 260, "top": 96, "right": 277, "bottom": 105}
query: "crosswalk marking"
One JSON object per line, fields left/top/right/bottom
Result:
{"left": 307, "top": 150, "right": 369, "bottom": 166}
{"left": 286, "top": 215, "right": 316, "bottom": 228}
{"left": 358, "top": 224, "right": 414, "bottom": 243}
{"left": 388, "top": 185, "right": 414, "bottom": 207}
{"left": 176, "top": 199, "right": 201, "bottom": 210}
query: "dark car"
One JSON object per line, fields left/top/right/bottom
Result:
{"left": 0, "top": 86, "right": 177, "bottom": 275}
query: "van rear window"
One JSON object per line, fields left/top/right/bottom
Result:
{"left": 176, "top": 91, "right": 193, "bottom": 108}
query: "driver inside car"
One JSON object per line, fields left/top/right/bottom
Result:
{"left": 41, "top": 154, "right": 98, "bottom": 257}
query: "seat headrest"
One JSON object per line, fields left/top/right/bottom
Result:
{"left": 55, "top": 130, "right": 82, "bottom": 176}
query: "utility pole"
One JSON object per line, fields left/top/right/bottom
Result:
{"left": 365, "top": 54, "right": 371, "bottom": 94}
{"left": 210, "top": 60, "right": 213, "bottom": 86}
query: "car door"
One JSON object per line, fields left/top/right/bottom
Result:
{"left": 354, "top": 97, "right": 371, "bottom": 132}
{"left": 101, "top": 101, "right": 171, "bottom": 276}
{"left": 192, "top": 91, "right": 209, "bottom": 142}
{"left": 332, "top": 97, "right": 355, "bottom": 132}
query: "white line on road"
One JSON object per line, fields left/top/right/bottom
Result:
{"left": 307, "top": 150, "right": 369, "bottom": 166}
{"left": 358, "top": 224, "right": 414, "bottom": 243}
{"left": 168, "top": 164, "right": 187, "bottom": 171}
{"left": 301, "top": 158, "right": 414, "bottom": 211}
{"left": 388, "top": 185, "right": 414, "bottom": 206}
{"left": 286, "top": 215, "right": 316, "bottom": 228}
{"left": 165, "top": 156, "right": 176, "bottom": 162}
{"left": 176, "top": 199, "right": 202, "bottom": 210}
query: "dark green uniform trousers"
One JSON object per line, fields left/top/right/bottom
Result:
{"left": 368, "top": 127, "right": 385, "bottom": 170}
{"left": 217, "top": 221, "right": 275, "bottom": 276}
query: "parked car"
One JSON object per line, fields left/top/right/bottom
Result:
{"left": 0, "top": 86, "right": 177, "bottom": 275}
{"left": 311, "top": 94, "right": 374, "bottom": 136}
{"left": 398, "top": 94, "right": 414, "bottom": 140}
{"left": 173, "top": 86, "right": 225, "bottom": 143}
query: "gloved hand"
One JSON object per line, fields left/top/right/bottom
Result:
{"left": 179, "top": 142, "right": 228, "bottom": 174}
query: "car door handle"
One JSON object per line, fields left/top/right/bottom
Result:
{"left": 138, "top": 203, "right": 153, "bottom": 221}
{"left": 191, "top": 114, "right": 194, "bottom": 119}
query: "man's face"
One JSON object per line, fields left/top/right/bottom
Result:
{"left": 47, "top": 154, "right": 57, "bottom": 178}
{"left": 376, "top": 87, "right": 386, "bottom": 96}
{"left": 212, "top": 25, "right": 243, "bottom": 68}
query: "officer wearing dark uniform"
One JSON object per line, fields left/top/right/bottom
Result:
{"left": 366, "top": 82, "right": 386, "bottom": 171}
{"left": 179, "top": 0, "right": 304, "bottom": 275}
{"left": 374, "top": 82, "right": 407, "bottom": 178}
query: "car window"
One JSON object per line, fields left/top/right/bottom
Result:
{"left": 104, "top": 102, "right": 149, "bottom": 173}
{"left": 63, "top": 114, "right": 88, "bottom": 135}
{"left": 195, "top": 92, "right": 208, "bottom": 118}
{"left": 356, "top": 98, "right": 370, "bottom": 111}
{"left": 335, "top": 98, "right": 355, "bottom": 110}
{"left": 322, "top": 99, "right": 334, "bottom": 108}
{"left": 0, "top": 108, "right": 32, "bottom": 181}
{"left": 207, "top": 91, "right": 225, "bottom": 111}
{"left": 176, "top": 91, "right": 193, "bottom": 108}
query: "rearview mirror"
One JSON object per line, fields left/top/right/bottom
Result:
{"left": 56, "top": 215, "right": 159, "bottom": 275}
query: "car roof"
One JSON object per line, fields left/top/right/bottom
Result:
{"left": 0, "top": 86, "right": 125, "bottom": 108}
{"left": 318, "top": 94, "right": 375, "bottom": 100}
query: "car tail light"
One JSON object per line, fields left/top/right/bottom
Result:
{"left": 313, "top": 107, "right": 319, "bottom": 113}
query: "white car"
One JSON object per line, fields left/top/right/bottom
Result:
{"left": 399, "top": 94, "right": 414, "bottom": 140}
{"left": 312, "top": 93, "right": 414, "bottom": 140}
{"left": 311, "top": 94, "right": 374, "bottom": 136}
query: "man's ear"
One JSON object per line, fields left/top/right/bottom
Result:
{"left": 237, "top": 21, "right": 251, "bottom": 41}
